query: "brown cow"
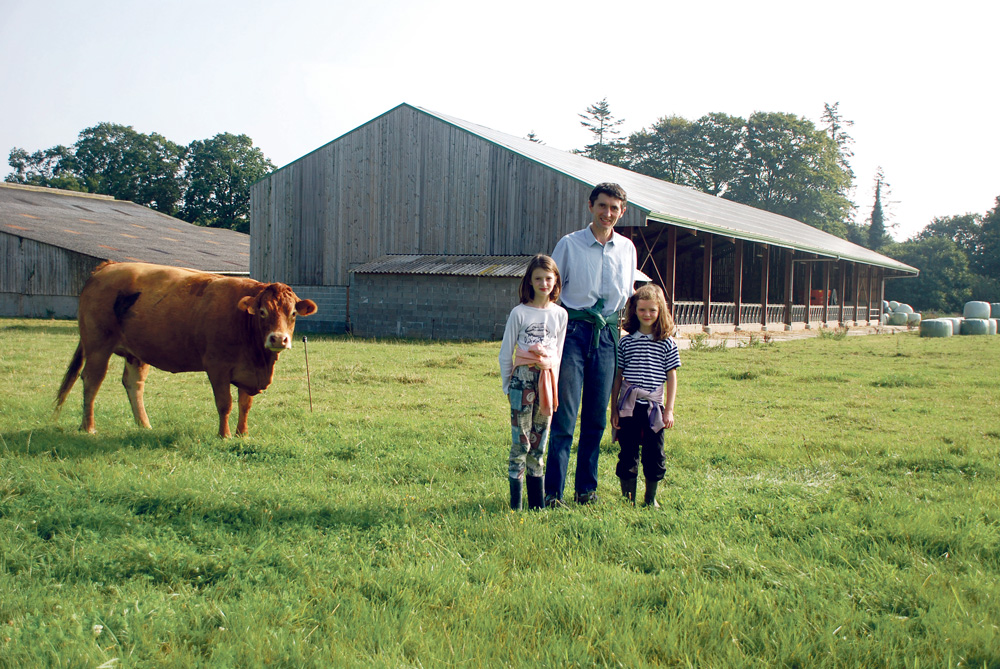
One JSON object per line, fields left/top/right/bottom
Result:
{"left": 55, "top": 261, "right": 317, "bottom": 437}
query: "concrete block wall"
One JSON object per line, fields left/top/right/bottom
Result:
{"left": 290, "top": 284, "right": 348, "bottom": 333}
{"left": 351, "top": 274, "right": 520, "bottom": 340}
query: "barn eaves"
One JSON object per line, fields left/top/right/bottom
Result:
{"left": 417, "top": 105, "right": 916, "bottom": 276}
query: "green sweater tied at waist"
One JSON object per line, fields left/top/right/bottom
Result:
{"left": 565, "top": 299, "right": 621, "bottom": 353}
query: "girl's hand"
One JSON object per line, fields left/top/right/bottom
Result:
{"left": 610, "top": 409, "right": 619, "bottom": 430}
{"left": 663, "top": 410, "right": 674, "bottom": 429}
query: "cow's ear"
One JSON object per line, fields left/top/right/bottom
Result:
{"left": 296, "top": 299, "right": 318, "bottom": 317}
{"left": 238, "top": 295, "right": 256, "bottom": 314}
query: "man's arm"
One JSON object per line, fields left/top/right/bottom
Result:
{"left": 551, "top": 236, "right": 570, "bottom": 290}
{"left": 610, "top": 369, "right": 623, "bottom": 430}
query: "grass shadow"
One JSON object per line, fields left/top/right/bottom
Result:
{"left": 0, "top": 426, "right": 188, "bottom": 459}
{"left": 0, "top": 321, "right": 77, "bottom": 336}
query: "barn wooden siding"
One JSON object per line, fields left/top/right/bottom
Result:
{"left": 251, "top": 105, "right": 644, "bottom": 287}
{"left": 0, "top": 233, "right": 102, "bottom": 318}
{"left": 0, "top": 233, "right": 100, "bottom": 296}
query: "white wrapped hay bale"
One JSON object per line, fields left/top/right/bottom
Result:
{"left": 919, "top": 319, "right": 953, "bottom": 337}
{"left": 964, "top": 301, "right": 991, "bottom": 319}
{"left": 889, "top": 301, "right": 899, "bottom": 311}
{"left": 880, "top": 313, "right": 888, "bottom": 325}
{"left": 895, "top": 303, "right": 914, "bottom": 315}
{"left": 887, "top": 312, "right": 909, "bottom": 326}
{"left": 907, "top": 312, "right": 922, "bottom": 325}
{"left": 882, "top": 300, "right": 891, "bottom": 312}
{"left": 961, "top": 319, "right": 990, "bottom": 335}
{"left": 992, "top": 303, "right": 1000, "bottom": 318}
{"left": 949, "top": 317, "right": 963, "bottom": 333}
{"left": 990, "top": 319, "right": 998, "bottom": 335}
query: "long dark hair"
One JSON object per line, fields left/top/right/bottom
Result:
{"left": 519, "top": 254, "right": 562, "bottom": 304}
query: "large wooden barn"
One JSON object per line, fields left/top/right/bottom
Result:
{"left": 250, "top": 104, "right": 917, "bottom": 339}
{"left": 0, "top": 183, "right": 250, "bottom": 319}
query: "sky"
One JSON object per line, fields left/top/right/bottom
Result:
{"left": 1, "top": 0, "right": 997, "bottom": 241}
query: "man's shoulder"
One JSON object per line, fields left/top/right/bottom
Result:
{"left": 611, "top": 230, "right": 637, "bottom": 252}
{"left": 557, "top": 226, "right": 593, "bottom": 245}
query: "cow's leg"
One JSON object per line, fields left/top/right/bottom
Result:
{"left": 79, "top": 348, "right": 114, "bottom": 433}
{"left": 122, "top": 355, "right": 152, "bottom": 428}
{"left": 208, "top": 375, "right": 233, "bottom": 438}
{"left": 236, "top": 389, "right": 254, "bottom": 436}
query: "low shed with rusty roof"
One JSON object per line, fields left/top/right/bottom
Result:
{"left": 0, "top": 183, "right": 251, "bottom": 319}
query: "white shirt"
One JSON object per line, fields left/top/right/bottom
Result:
{"left": 498, "top": 303, "right": 568, "bottom": 394}
{"left": 551, "top": 226, "right": 637, "bottom": 316}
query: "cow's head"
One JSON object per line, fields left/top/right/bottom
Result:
{"left": 238, "top": 283, "right": 318, "bottom": 352}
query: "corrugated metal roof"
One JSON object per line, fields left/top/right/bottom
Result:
{"left": 0, "top": 183, "right": 250, "bottom": 272}
{"left": 352, "top": 254, "right": 533, "bottom": 277}
{"left": 353, "top": 254, "right": 655, "bottom": 283}
{"left": 413, "top": 105, "right": 917, "bottom": 275}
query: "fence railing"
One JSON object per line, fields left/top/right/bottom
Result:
{"left": 671, "top": 301, "right": 878, "bottom": 327}
{"left": 673, "top": 301, "right": 703, "bottom": 326}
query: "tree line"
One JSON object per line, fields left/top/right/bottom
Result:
{"left": 887, "top": 202, "right": 1000, "bottom": 313}
{"left": 5, "top": 123, "right": 274, "bottom": 233}
{"left": 7, "top": 108, "right": 996, "bottom": 314}
{"left": 572, "top": 99, "right": 999, "bottom": 314}
{"left": 575, "top": 99, "right": 856, "bottom": 240}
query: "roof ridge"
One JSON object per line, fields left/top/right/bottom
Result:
{"left": 0, "top": 182, "right": 116, "bottom": 201}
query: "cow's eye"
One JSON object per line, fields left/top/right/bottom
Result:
{"left": 259, "top": 308, "right": 268, "bottom": 319}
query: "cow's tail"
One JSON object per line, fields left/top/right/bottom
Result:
{"left": 53, "top": 341, "right": 84, "bottom": 418}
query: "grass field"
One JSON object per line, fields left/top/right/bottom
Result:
{"left": 1, "top": 317, "right": 998, "bottom": 667}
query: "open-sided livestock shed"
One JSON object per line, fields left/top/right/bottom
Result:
{"left": 0, "top": 183, "right": 251, "bottom": 318}
{"left": 250, "top": 103, "right": 917, "bottom": 339}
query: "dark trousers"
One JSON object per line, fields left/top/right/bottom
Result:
{"left": 615, "top": 402, "right": 666, "bottom": 481}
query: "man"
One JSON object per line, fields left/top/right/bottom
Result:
{"left": 545, "top": 182, "right": 636, "bottom": 505}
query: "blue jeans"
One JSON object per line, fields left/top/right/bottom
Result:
{"left": 544, "top": 320, "right": 617, "bottom": 500}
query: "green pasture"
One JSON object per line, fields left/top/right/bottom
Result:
{"left": 1, "top": 318, "right": 998, "bottom": 667}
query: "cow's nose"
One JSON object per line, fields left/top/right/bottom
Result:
{"left": 267, "top": 333, "right": 291, "bottom": 349}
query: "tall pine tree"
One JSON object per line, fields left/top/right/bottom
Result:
{"left": 821, "top": 102, "right": 855, "bottom": 178}
{"left": 868, "top": 168, "right": 889, "bottom": 249}
{"left": 577, "top": 98, "right": 627, "bottom": 165}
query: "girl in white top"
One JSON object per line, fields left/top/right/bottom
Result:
{"left": 498, "top": 254, "right": 567, "bottom": 510}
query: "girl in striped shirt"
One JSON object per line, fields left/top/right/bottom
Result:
{"left": 610, "top": 283, "right": 680, "bottom": 507}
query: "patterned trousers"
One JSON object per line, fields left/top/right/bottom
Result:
{"left": 508, "top": 365, "right": 552, "bottom": 479}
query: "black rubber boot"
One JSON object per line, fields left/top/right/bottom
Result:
{"left": 526, "top": 476, "right": 545, "bottom": 510}
{"left": 644, "top": 479, "right": 660, "bottom": 508}
{"left": 509, "top": 477, "right": 523, "bottom": 511}
{"left": 620, "top": 477, "right": 637, "bottom": 505}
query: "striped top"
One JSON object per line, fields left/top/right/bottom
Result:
{"left": 617, "top": 332, "right": 681, "bottom": 402}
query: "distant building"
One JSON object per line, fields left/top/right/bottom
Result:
{"left": 0, "top": 183, "right": 250, "bottom": 319}
{"left": 251, "top": 104, "right": 917, "bottom": 339}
